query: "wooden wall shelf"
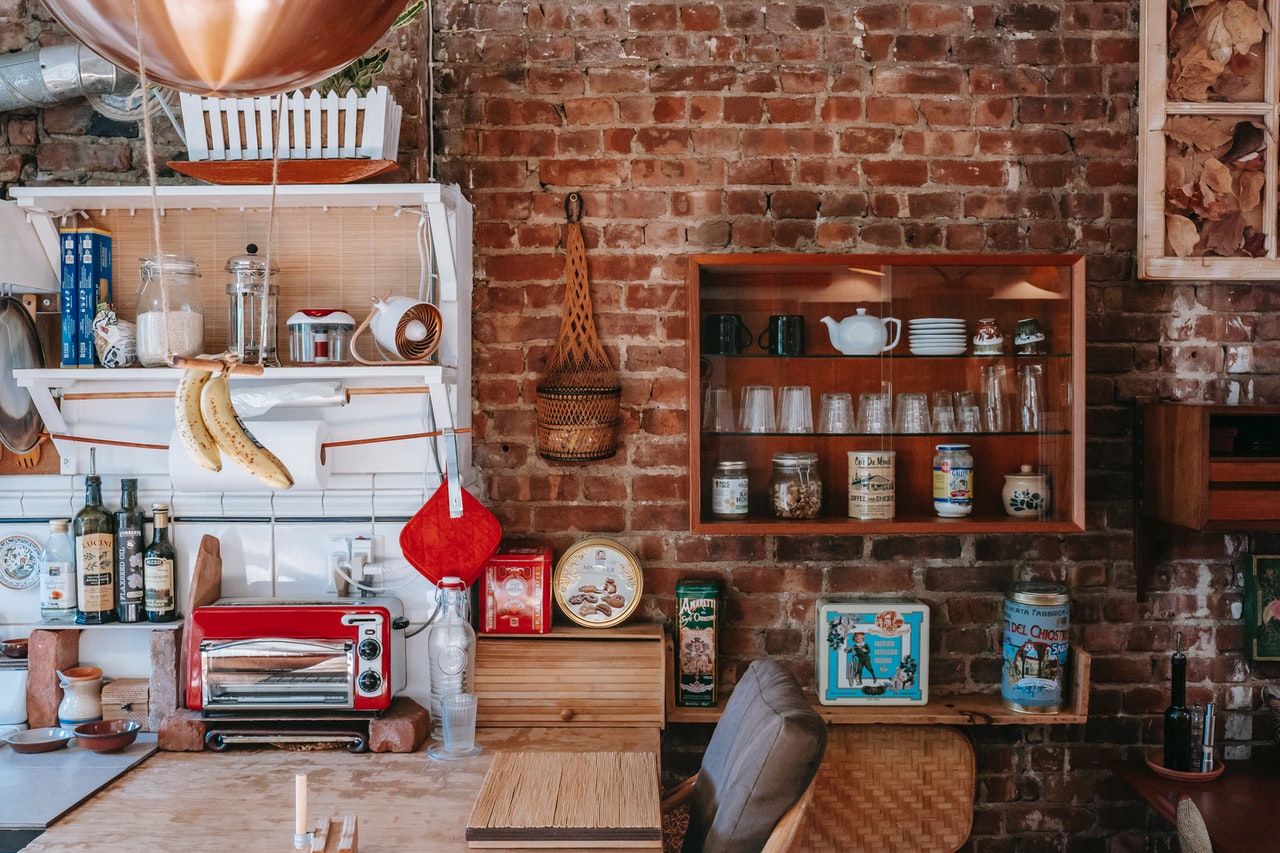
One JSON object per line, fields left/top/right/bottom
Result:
{"left": 663, "top": 636, "right": 1090, "bottom": 726}
{"left": 686, "top": 253, "right": 1086, "bottom": 535}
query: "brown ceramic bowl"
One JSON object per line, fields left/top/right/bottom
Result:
{"left": 73, "top": 720, "right": 140, "bottom": 753}
{"left": 5, "top": 727, "right": 75, "bottom": 754}
{"left": 0, "top": 638, "right": 27, "bottom": 659}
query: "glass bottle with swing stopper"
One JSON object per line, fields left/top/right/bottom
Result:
{"left": 136, "top": 254, "right": 203, "bottom": 367}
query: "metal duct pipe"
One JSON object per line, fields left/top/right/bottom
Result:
{"left": 0, "top": 43, "right": 138, "bottom": 113}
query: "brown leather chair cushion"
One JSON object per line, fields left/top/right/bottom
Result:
{"left": 683, "top": 659, "right": 828, "bottom": 853}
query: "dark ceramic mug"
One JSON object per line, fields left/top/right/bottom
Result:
{"left": 703, "top": 314, "right": 753, "bottom": 355}
{"left": 758, "top": 314, "right": 804, "bottom": 356}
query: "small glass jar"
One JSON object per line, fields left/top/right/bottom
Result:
{"left": 711, "top": 460, "right": 749, "bottom": 519}
{"left": 225, "top": 246, "right": 279, "bottom": 366}
{"left": 136, "top": 254, "right": 203, "bottom": 367}
{"left": 933, "top": 444, "right": 973, "bottom": 517}
{"left": 770, "top": 451, "right": 822, "bottom": 519}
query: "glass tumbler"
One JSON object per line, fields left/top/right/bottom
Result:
{"left": 817, "top": 392, "right": 855, "bottom": 433}
{"left": 739, "top": 385, "right": 776, "bottom": 433}
{"left": 776, "top": 385, "right": 814, "bottom": 434}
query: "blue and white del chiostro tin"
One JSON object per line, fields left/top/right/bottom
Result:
{"left": 1002, "top": 581, "right": 1070, "bottom": 713}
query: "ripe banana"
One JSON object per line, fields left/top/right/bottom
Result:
{"left": 199, "top": 372, "right": 295, "bottom": 489}
{"left": 174, "top": 369, "right": 221, "bottom": 472}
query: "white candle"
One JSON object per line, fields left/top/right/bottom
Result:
{"left": 295, "top": 773, "right": 307, "bottom": 836}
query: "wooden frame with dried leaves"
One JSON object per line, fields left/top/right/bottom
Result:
{"left": 1139, "top": 0, "right": 1279, "bottom": 279}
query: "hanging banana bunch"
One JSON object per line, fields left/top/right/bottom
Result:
{"left": 173, "top": 359, "right": 294, "bottom": 489}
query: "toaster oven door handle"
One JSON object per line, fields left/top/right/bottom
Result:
{"left": 202, "top": 638, "right": 350, "bottom": 655}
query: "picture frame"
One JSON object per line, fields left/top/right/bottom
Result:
{"left": 816, "top": 597, "right": 930, "bottom": 705}
{"left": 1243, "top": 554, "right": 1280, "bottom": 661}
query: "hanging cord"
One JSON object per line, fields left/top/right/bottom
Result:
{"left": 131, "top": 0, "right": 174, "bottom": 361}
{"left": 257, "top": 94, "right": 285, "bottom": 367}
{"left": 426, "top": 0, "right": 436, "bottom": 182}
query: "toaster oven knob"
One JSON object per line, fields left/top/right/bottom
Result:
{"left": 358, "top": 670, "right": 383, "bottom": 694}
{"left": 357, "top": 638, "right": 382, "bottom": 661}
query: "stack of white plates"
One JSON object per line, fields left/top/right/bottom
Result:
{"left": 908, "top": 318, "right": 966, "bottom": 355}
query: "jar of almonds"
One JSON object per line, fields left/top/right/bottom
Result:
{"left": 770, "top": 452, "right": 822, "bottom": 519}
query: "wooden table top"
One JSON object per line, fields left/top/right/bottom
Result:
{"left": 20, "top": 728, "right": 661, "bottom": 853}
{"left": 1116, "top": 757, "right": 1280, "bottom": 853}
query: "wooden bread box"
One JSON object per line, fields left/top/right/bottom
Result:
{"left": 473, "top": 624, "right": 665, "bottom": 727}
{"left": 102, "top": 678, "right": 150, "bottom": 730}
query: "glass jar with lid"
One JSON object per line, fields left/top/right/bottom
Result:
{"left": 933, "top": 444, "right": 974, "bottom": 517}
{"left": 136, "top": 254, "right": 203, "bottom": 367}
{"left": 770, "top": 451, "right": 822, "bottom": 519}
{"left": 225, "top": 244, "right": 279, "bottom": 366}
{"left": 711, "top": 460, "right": 749, "bottom": 518}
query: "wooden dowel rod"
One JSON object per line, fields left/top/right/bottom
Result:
{"left": 321, "top": 427, "right": 471, "bottom": 450}
{"left": 46, "top": 432, "right": 168, "bottom": 450}
{"left": 167, "top": 355, "right": 265, "bottom": 376}
{"left": 62, "top": 391, "right": 175, "bottom": 401}
{"left": 345, "top": 387, "right": 431, "bottom": 396}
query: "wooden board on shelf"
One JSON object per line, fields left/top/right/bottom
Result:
{"left": 166, "top": 158, "right": 403, "bottom": 185}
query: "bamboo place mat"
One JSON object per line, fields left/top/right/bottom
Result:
{"left": 466, "top": 751, "right": 663, "bottom": 849}
{"left": 794, "top": 725, "right": 976, "bottom": 853}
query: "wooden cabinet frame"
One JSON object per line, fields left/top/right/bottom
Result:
{"left": 1139, "top": 0, "right": 1280, "bottom": 278}
{"left": 686, "top": 253, "right": 1086, "bottom": 535}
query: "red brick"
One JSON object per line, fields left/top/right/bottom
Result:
{"left": 873, "top": 67, "right": 966, "bottom": 95}
{"left": 681, "top": 4, "right": 721, "bottom": 30}
{"left": 37, "top": 140, "right": 131, "bottom": 174}
{"left": 863, "top": 159, "right": 929, "bottom": 186}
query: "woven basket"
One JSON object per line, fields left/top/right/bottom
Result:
{"left": 536, "top": 193, "right": 620, "bottom": 462}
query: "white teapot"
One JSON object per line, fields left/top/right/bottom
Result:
{"left": 820, "top": 309, "right": 901, "bottom": 355}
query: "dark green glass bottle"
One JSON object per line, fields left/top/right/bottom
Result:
{"left": 74, "top": 471, "right": 117, "bottom": 624}
{"left": 144, "top": 503, "right": 178, "bottom": 623}
{"left": 115, "top": 478, "right": 145, "bottom": 622}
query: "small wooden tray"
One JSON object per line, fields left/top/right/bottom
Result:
{"left": 1144, "top": 754, "right": 1225, "bottom": 782}
{"left": 166, "top": 159, "right": 402, "bottom": 185}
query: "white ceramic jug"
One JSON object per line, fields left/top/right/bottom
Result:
{"left": 57, "top": 666, "right": 103, "bottom": 726}
{"left": 820, "top": 309, "right": 901, "bottom": 355}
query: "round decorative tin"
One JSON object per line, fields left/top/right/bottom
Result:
{"left": 1002, "top": 581, "right": 1070, "bottom": 714}
{"left": 0, "top": 535, "right": 41, "bottom": 590}
{"left": 553, "top": 538, "right": 642, "bottom": 628}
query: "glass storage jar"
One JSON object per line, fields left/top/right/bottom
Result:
{"left": 770, "top": 451, "right": 822, "bottom": 519}
{"left": 932, "top": 444, "right": 974, "bottom": 517}
{"left": 225, "top": 245, "right": 279, "bottom": 366}
{"left": 711, "top": 460, "right": 749, "bottom": 519}
{"left": 136, "top": 254, "right": 203, "bottom": 367}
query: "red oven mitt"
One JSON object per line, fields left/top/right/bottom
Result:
{"left": 399, "top": 477, "right": 501, "bottom": 587}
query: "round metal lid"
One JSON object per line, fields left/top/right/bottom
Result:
{"left": 1007, "top": 580, "right": 1069, "bottom": 606}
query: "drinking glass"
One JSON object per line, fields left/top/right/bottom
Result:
{"left": 428, "top": 692, "right": 481, "bottom": 759}
{"left": 1018, "top": 364, "right": 1045, "bottom": 431}
{"left": 702, "top": 385, "right": 735, "bottom": 433}
{"left": 857, "top": 392, "right": 891, "bottom": 434}
{"left": 817, "top": 392, "right": 854, "bottom": 434}
{"left": 894, "top": 392, "right": 931, "bottom": 433}
{"left": 739, "top": 385, "right": 776, "bottom": 433}
{"left": 776, "top": 385, "right": 814, "bottom": 434}
{"left": 981, "top": 364, "right": 1009, "bottom": 431}
{"left": 957, "top": 404, "right": 982, "bottom": 432}
{"left": 931, "top": 391, "right": 956, "bottom": 433}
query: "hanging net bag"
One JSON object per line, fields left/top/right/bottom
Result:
{"left": 535, "top": 192, "right": 621, "bottom": 461}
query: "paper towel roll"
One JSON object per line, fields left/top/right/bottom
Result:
{"left": 168, "top": 420, "right": 331, "bottom": 492}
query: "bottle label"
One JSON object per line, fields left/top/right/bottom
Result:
{"left": 144, "top": 556, "right": 175, "bottom": 612}
{"left": 117, "top": 527, "right": 144, "bottom": 606}
{"left": 932, "top": 462, "right": 973, "bottom": 517}
{"left": 76, "top": 533, "right": 115, "bottom": 613}
{"left": 710, "top": 475, "right": 749, "bottom": 516}
{"left": 41, "top": 560, "right": 76, "bottom": 612}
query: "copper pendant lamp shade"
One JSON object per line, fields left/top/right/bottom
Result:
{"left": 41, "top": 0, "right": 410, "bottom": 96}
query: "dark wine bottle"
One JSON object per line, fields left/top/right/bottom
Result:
{"left": 74, "top": 452, "right": 117, "bottom": 624}
{"left": 115, "top": 478, "right": 145, "bottom": 622}
{"left": 1163, "top": 631, "right": 1192, "bottom": 771}
{"left": 144, "top": 503, "right": 178, "bottom": 623}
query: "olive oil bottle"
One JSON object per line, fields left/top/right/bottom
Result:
{"left": 143, "top": 503, "right": 178, "bottom": 623}
{"left": 74, "top": 449, "right": 117, "bottom": 624}
{"left": 115, "top": 478, "right": 145, "bottom": 622}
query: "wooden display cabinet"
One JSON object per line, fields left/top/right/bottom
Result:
{"left": 1135, "top": 402, "right": 1280, "bottom": 595}
{"left": 686, "top": 254, "right": 1086, "bottom": 534}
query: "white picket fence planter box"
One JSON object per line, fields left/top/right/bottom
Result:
{"left": 179, "top": 86, "right": 402, "bottom": 161}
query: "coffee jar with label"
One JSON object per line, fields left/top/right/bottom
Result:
{"left": 710, "top": 461, "right": 749, "bottom": 519}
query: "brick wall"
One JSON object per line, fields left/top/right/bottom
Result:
{"left": 5, "top": 2, "right": 1279, "bottom": 850}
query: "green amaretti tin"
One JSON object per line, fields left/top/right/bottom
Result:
{"left": 676, "top": 580, "right": 719, "bottom": 707}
